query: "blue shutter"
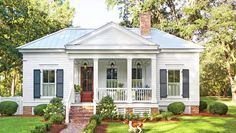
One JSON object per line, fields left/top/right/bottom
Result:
{"left": 34, "top": 69, "right": 41, "bottom": 98}
{"left": 182, "top": 69, "right": 189, "bottom": 98}
{"left": 160, "top": 69, "right": 167, "bottom": 98}
{"left": 56, "top": 69, "right": 64, "bottom": 98}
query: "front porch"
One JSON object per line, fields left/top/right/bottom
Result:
{"left": 73, "top": 58, "right": 157, "bottom": 103}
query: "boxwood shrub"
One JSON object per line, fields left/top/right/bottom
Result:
{"left": 83, "top": 119, "right": 97, "bottom": 133}
{"left": 167, "top": 102, "right": 185, "bottom": 115}
{"left": 49, "top": 114, "right": 64, "bottom": 124}
{"left": 0, "top": 101, "right": 18, "bottom": 115}
{"left": 34, "top": 104, "right": 47, "bottom": 116}
{"left": 209, "top": 102, "right": 228, "bottom": 115}
{"left": 31, "top": 122, "right": 52, "bottom": 133}
{"left": 199, "top": 101, "right": 207, "bottom": 112}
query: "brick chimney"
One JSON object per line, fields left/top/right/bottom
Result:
{"left": 140, "top": 12, "right": 151, "bottom": 37}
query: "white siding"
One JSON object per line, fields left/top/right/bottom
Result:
{"left": 22, "top": 53, "right": 73, "bottom": 106}
{"left": 156, "top": 52, "right": 200, "bottom": 106}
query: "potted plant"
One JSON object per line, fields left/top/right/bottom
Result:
{"left": 74, "top": 84, "right": 82, "bottom": 103}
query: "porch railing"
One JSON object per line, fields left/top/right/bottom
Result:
{"left": 98, "top": 88, "right": 127, "bottom": 102}
{"left": 132, "top": 88, "right": 152, "bottom": 102}
{"left": 98, "top": 88, "right": 152, "bottom": 102}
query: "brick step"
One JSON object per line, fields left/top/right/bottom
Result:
{"left": 69, "top": 114, "right": 93, "bottom": 117}
{"left": 70, "top": 106, "right": 93, "bottom": 109}
{"left": 70, "top": 109, "right": 93, "bottom": 112}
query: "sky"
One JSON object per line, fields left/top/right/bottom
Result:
{"left": 70, "top": 0, "right": 121, "bottom": 28}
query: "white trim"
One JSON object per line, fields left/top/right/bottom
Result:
{"left": 166, "top": 69, "right": 183, "bottom": 98}
{"left": 19, "top": 49, "right": 65, "bottom": 53}
{"left": 67, "top": 22, "right": 157, "bottom": 46}
{"left": 66, "top": 50, "right": 159, "bottom": 54}
{"left": 160, "top": 49, "right": 204, "bottom": 53}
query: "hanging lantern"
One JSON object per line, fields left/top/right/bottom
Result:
{"left": 83, "top": 60, "right": 88, "bottom": 69}
{"left": 136, "top": 61, "right": 142, "bottom": 68}
{"left": 109, "top": 60, "right": 116, "bottom": 68}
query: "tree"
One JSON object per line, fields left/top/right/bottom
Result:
{"left": 106, "top": 0, "right": 236, "bottom": 101}
{"left": 206, "top": 2, "right": 236, "bottom": 101}
{"left": 0, "top": 0, "right": 75, "bottom": 96}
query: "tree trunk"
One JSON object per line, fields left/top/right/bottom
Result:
{"left": 11, "top": 78, "right": 15, "bottom": 96}
{"left": 231, "top": 80, "right": 236, "bottom": 102}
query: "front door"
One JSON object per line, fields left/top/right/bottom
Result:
{"left": 80, "top": 67, "right": 93, "bottom": 102}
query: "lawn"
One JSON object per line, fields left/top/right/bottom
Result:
{"left": 105, "top": 116, "right": 236, "bottom": 133}
{"left": 0, "top": 117, "right": 44, "bottom": 133}
{"left": 105, "top": 97, "right": 236, "bottom": 133}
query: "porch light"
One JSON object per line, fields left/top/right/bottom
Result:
{"left": 137, "top": 62, "right": 141, "bottom": 68}
{"left": 109, "top": 60, "right": 116, "bottom": 68}
{"left": 110, "top": 62, "right": 115, "bottom": 68}
{"left": 83, "top": 62, "right": 87, "bottom": 69}
{"left": 83, "top": 60, "right": 88, "bottom": 69}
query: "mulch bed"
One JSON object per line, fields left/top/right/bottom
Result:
{"left": 180, "top": 112, "right": 235, "bottom": 117}
{"left": 96, "top": 124, "right": 108, "bottom": 133}
{"left": 48, "top": 124, "right": 67, "bottom": 133}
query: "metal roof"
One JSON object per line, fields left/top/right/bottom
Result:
{"left": 18, "top": 25, "right": 203, "bottom": 50}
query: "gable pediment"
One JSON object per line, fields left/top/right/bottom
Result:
{"left": 66, "top": 22, "right": 158, "bottom": 50}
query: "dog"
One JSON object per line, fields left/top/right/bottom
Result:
{"left": 123, "top": 119, "right": 146, "bottom": 133}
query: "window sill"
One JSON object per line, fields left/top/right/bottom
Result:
{"left": 167, "top": 96, "right": 183, "bottom": 99}
{"left": 40, "top": 96, "right": 56, "bottom": 99}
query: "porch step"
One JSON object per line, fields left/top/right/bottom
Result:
{"left": 69, "top": 106, "right": 94, "bottom": 123}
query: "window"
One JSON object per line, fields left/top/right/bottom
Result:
{"left": 106, "top": 68, "right": 117, "bottom": 88}
{"left": 132, "top": 68, "right": 142, "bottom": 88}
{"left": 168, "top": 70, "right": 180, "bottom": 96}
{"left": 42, "top": 70, "right": 55, "bottom": 96}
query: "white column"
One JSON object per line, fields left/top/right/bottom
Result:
{"left": 151, "top": 58, "right": 157, "bottom": 103}
{"left": 93, "top": 58, "right": 99, "bottom": 114}
{"left": 127, "top": 58, "right": 132, "bottom": 103}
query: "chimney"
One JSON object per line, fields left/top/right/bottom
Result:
{"left": 140, "top": 12, "right": 151, "bottom": 37}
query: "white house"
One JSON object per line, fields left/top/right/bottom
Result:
{"left": 18, "top": 13, "right": 204, "bottom": 123}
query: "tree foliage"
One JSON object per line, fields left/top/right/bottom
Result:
{"left": 106, "top": 0, "right": 236, "bottom": 101}
{"left": 0, "top": 0, "right": 75, "bottom": 96}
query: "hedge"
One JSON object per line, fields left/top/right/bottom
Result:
{"left": 34, "top": 104, "right": 47, "bottom": 116}
{"left": 167, "top": 102, "right": 185, "bottom": 115}
{"left": 209, "top": 102, "right": 228, "bottom": 115}
{"left": 0, "top": 101, "right": 18, "bottom": 115}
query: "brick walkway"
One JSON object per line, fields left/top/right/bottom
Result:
{"left": 60, "top": 121, "right": 88, "bottom": 133}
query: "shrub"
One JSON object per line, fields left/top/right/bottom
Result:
{"left": 34, "top": 104, "right": 47, "bottom": 116}
{"left": 43, "top": 97, "right": 65, "bottom": 120}
{"left": 125, "top": 113, "right": 131, "bottom": 120}
{"left": 167, "top": 102, "right": 185, "bottom": 115}
{"left": 96, "top": 95, "right": 117, "bottom": 119}
{"left": 199, "top": 101, "right": 207, "bottom": 112}
{"left": 133, "top": 114, "right": 140, "bottom": 120}
{"left": 50, "top": 114, "right": 64, "bottom": 124}
{"left": 0, "top": 101, "right": 18, "bottom": 116}
{"left": 90, "top": 114, "right": 103, "bottom": 124}
{"left": 83, "top": 119, "right": 97, "bottom": 133}
{"left": 161, "top": 111, "right": 174, "bottom": 120}
{"left": 143, "top": 112, "right": 150, "bottom": 120}
{"left": 45, "top": 122, "right": 52, "bottom": 131}
{"left": 209, "top": 102, "right": 228, "bottom": 115}
{"left": 150, "top": 112, "right": 159, "bottom": 120}
{"left": 117, "top": 114, "right": 124, "bottom": 120}
{"left": 31, "top": 125, "right": 47, "bottom": 133}
{"left": 31, "top": 122, "right": 52, "bottom": 133}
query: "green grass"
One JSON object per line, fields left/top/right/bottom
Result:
{"left": 201, "top": 96, "right": 236, "bottom": 115}
{"left": 105, "top": 116, "right": 236, "bottom": 133}
{"left": 105, "top": 97, "right": 236, "bottom": 133}
{"left": 0, "top": 117, "right": 44, "bottom": 133}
